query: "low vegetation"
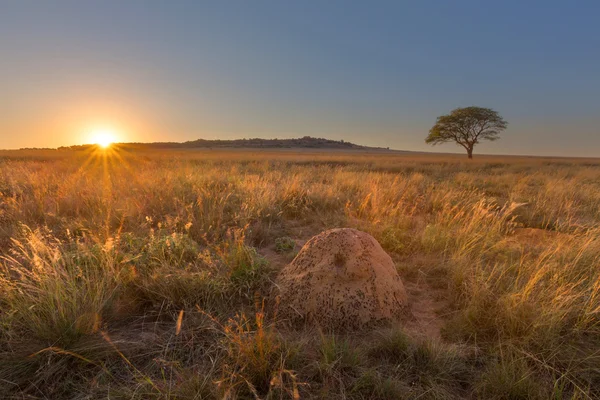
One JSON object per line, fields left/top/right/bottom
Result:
{"left": 0, "top": 147, "right": 599, "bottom": 399}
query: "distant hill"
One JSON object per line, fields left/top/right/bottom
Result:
{"left": 56, "top": 136, "right": 392, "bottom": 151}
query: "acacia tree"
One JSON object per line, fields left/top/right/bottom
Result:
{"left": 425, "top": 106, "right": 507, "bottom": 159}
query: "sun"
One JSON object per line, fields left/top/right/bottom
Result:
{"left": 90, "top": 129, "right": 117, "bottom": 149}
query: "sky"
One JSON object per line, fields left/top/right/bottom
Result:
{"left": 1, "top": 0, "right": 599, "bottom": 156}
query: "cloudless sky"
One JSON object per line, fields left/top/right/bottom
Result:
{"left": 1, "top": 0, "right": 599, "bottom": 155}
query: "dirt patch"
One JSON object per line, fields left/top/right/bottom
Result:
{"left": 402, "top": 281, "right": 448, "bottom": 340}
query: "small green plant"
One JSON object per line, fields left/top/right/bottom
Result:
{"left": 378, "top": 227, "right": 409, "bottom": 254}
{"left": 318, "top": 334, "right": 362, "bottom": 377}
{"left": 223, "top": 231, "right": 271, "bottom": 301}
{"left": 274, "top": 236, "right": 296, "bottom": 253}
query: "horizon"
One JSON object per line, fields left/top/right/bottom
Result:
{"left": 2, "top": 1, "right": 599, "bottom": 157}
{"left": 6, "top": 136, "right": 600, "bottom": 160}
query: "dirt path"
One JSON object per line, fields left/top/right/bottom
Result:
{"left": 402, "top": 279, "right": 448, "bottom": 340}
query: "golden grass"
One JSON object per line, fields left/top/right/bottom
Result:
{"left": 0, "top": 147, "right": 599, "bottom": 398}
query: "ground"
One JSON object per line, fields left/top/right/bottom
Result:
{"left": 0, "top": 147, "right": 599, "bottom": 399}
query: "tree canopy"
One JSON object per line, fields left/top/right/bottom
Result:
{"left": 425, "top": 106, "right": 507, "bottom": 158}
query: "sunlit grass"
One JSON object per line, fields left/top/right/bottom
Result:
{"left": 0, "top": 149, "right": 599, "bottom": 398}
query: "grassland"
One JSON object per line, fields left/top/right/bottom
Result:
{"left": 0, "top": 146, "right": 599, "bottom": 399}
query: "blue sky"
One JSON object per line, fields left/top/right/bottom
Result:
{"left": 1, "top": 0, "right": 599, "bottom": 155}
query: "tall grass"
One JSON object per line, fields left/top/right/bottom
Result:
{"left": 0, "top": 148, "right": 599, "bottom": 398}
{"left": 1, "top": 225, "right": 121, "bottom": 345}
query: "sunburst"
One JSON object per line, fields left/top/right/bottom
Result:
{"left": 90, "top": 129, "right": 116, "bottom": 149}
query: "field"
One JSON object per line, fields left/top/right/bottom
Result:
{"left": 1, "top": 147, "right": 599, "bottom": 399}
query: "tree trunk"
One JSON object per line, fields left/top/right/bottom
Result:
{"left": 467, "top": 147, "right": 473, "bottom": 159}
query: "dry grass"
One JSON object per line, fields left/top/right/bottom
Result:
{"left": 0, "top": 146, "right": 599, "bottom": 399}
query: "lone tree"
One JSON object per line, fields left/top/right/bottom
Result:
{"left": 426, "top": 106, "right": 507, "bottom": 159}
